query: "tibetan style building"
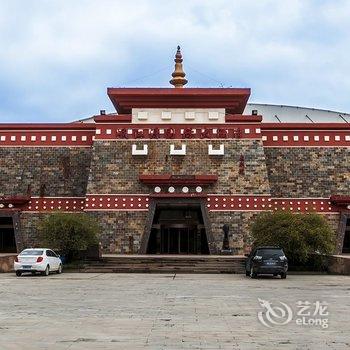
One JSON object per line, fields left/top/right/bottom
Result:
{"left": 0, "top": 47, "right": 350, "bottom": 255}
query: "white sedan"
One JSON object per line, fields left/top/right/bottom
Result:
{"left": 14, "top": 248, "right": 63, "bottom": 276}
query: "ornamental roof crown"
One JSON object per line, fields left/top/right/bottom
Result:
{"left": 169, "top": 46, "right": 188, "bottom": 88}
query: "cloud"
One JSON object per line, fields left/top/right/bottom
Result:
{"left": 0, "top": 0, "right": 349, "bottom": 122}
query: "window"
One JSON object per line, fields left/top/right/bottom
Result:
{"left": 255, "top": 248, "right": 284, "bottom": 258}
{"left": 20, "top": 250, "right": 43, "bottom": 256}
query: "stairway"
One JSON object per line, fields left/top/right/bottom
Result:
{"left": 81, "top": 255, "right": 246, "bottom": 274}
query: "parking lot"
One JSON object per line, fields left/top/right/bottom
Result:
{"left": 0, "top": 273, "right": 349, "bottom": 349}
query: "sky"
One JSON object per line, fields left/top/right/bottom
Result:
{"left": 0, "top": 0, "right": 349, "bottom": 123}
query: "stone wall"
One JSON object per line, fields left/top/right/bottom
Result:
{"left": 265, "top": 148, "right": 350, "bottom": 197}
{"left": 19, "top": 212, "right": 46, "bottom": 248}
{"left": 88, "top": 211, "right": 148, "bottom": 253}
{"left": 328, "top": 255, "right": 350, "bottom": 275}
{"left": 85, "top": 139, "right": 271, "bottom": 254}
{"left": 2, "top": 142, "right": 346, "bottom": 255}
{"left": 0, "top": 255, "right": 16, "bottom": 272}
{"left": 208, "top": 211, "right": 262, "bottom": 254}
{"left": 18, "top": 211, "right": 149, "bottom": 254}
{"left": 16, "top": 210, "right": 341, "bottom": 255}
{"left": 87, "top": 139, "right": 271, "bottom": 195}
{"left": 0, "top": 147, "right": 92, "bottom": 197}
{"left": 208, "top": 212, "right": 340, "bottom": 255}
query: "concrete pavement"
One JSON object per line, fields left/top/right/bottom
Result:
{"left": 0, "top": 273, "right": 349, "bottom": 349}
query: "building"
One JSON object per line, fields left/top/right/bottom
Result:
{"left": 0, "top": 47, "right": 349, "bottom": 255}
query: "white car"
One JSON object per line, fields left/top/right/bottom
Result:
{"left": 14, "top": 248, "right": 63, "bottom": 276}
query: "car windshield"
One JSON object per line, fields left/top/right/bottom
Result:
{"left": 20, "top": 250, "right": 43, "bottom": 256}
{"left": 256, "top": 249, "right": 284, "bottom": 258}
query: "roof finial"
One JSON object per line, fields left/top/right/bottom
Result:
{"left": 169, "top": 46, "right": 188, "bottom": 88}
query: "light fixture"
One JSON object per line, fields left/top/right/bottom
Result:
{"left": 154, "top": 186, "right": 161, "bottom": 193}
{"left": 252, "top": 110, "right": 258, "bottom": 115}
{"left": 182, "top": 186, "right": 189, "bottom": 193}
{"left": 168, "top": 186, "right": 175, "bottom": 193}
{"left": 195, "top": 186, "right": 202, "bottom": 193}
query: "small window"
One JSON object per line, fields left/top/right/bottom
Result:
{"left": 20, "top": 250, "right": 43, "bottom": 256}
{"left": 256, "top": 248, "right": 284, "bottom": 258}
{"left": 46, "top": 250, "right": 53, "bottom": 257}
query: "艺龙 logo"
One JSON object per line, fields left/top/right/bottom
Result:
{"left": 257, "top": 298, "right": 329, "bottom": 328}
{"left": 257, "top": 298, "right": 293, "bottom": 327}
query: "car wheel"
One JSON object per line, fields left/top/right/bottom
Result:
{"left": 31, "top": 271, "right": 36, "bottom": 276}
{"left": 57, "top": 264, "right": 62, "bottom": 274}
{"left": 280, "top": 272, "right": 287, "bottom": 279}
{"left": 250, "top": 267, "right": 257, "bottom": 279}
{"left": 15, "top": 271, "right": 22, "bottom": 277}
{"left": 42, "top": 265, "right": 50, "bottom": 276}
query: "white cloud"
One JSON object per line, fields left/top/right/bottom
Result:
{"left": 0, "top": 0, "right": 349, "bottom": 122}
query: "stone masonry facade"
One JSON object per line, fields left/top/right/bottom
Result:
{"left": 0, "top": 139, "right": 347, "bottom": 255}
{"left": 0, "top": 147, "right": 91, "bottom": 197}
{"left": 87, "top": 139, "right": 270, "bottom": 195}
{"left": 0, "top": 83, "right": 349, "bottom": 255}
{"left": 265, "top": 148, "right": 350, "bottom": 197}
{"left": 84, "top": 139, "right": 271, "bottom": 253}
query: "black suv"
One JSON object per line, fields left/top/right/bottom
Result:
{"left": 245, "top": 246, "right": 288, "bottom": 279}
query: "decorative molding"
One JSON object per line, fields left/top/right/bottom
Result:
{"left": 208, "top": 144, "right": 224, "bottom": 155}
{"left": 206, "top": 195, "right": 338, "bottom": 213}
{"left": 261, "top": 130, "right": 350, "bottom": 147}
{"left": 161, "top": 111, "right": 172, "bottom": 120}
{"left": 208, "top": 111, "right": 219, "bottom": 120}
{"left": 5, "top": 194, "right": 344, "bottom": 213}
{"left": 0, "top": 130, "right": 94, "bottom": 147}
{"left": 85, "top": 195, "right": 149, "bottom": 211}
{"left": 170, "top": 144, "right": 186, "bottom": 155}
{"left": 139, "top": 174, "right": 218, "bottom": 185}
{"left": 131, "top": 144, "right": 148, "bottom": 155}
{"left": 21, "top": 197, "right": 86, "bottom": 212}
{"left": 92, "top": 124, "right": 260, "bottom": 140}
{"left": 137, "top": 111, "right": 148, "bottom": 120}
{"left": 107, "top": 87, "right": 251, "bottom": 114}
{"left": 185, "top": 111, "right": 195, "bottom": 120}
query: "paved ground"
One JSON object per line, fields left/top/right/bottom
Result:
{"left": 0, "top": 273, "right": 349, "bottom": 349}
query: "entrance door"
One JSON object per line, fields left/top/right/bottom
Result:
{"left": 160, "top": 225, "right": 200, "bottom": 254}
{"left": 0, "top": 217, "right": 16, "bottom": 253}
{"left": 146, "top": 203, "right": 210, "bottom": 254}
{"left": 342, "top": 218, "right": 350, "bottom": 253}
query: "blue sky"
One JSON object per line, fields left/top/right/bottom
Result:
{"left": 0, "top": 0, "right": 349, "bottom": 123}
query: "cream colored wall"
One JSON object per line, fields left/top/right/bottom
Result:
{"left": 131, "top": 108, "right": 226, "bottom": 124}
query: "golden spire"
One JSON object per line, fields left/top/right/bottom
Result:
{"left": 169, "top": 46, "right": 188, "bottom": 88}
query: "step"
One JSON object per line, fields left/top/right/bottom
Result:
{"left": 81, "top": 255, "right": 246, "bottom": 274}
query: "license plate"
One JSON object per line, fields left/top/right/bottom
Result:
{"left": 22, "top": 265, "right": 32, "bottom": 269}
{"left": 266, "top": 261, "right": 276, "bottom": 265}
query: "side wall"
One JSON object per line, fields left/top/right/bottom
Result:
{"left": 264, "top": 148, "right": 350, "bottom": 197}
{"left": 0, "top": 147, "right": 92, "bottom": 197}
{"left": 88, "top": 212, "right": 148, "bottom": 253}
{"left": 0, "top": 147, "right": 92, "bottom": 250}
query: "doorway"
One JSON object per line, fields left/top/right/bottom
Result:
{"left": 0, "top": 217, "right": 17, "bottom": 253}
{"left": 147, "top": 204, "right": 209, "bottom": 254}
{"left": 342, "top": 218, "right": 350, "bottom": 253}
